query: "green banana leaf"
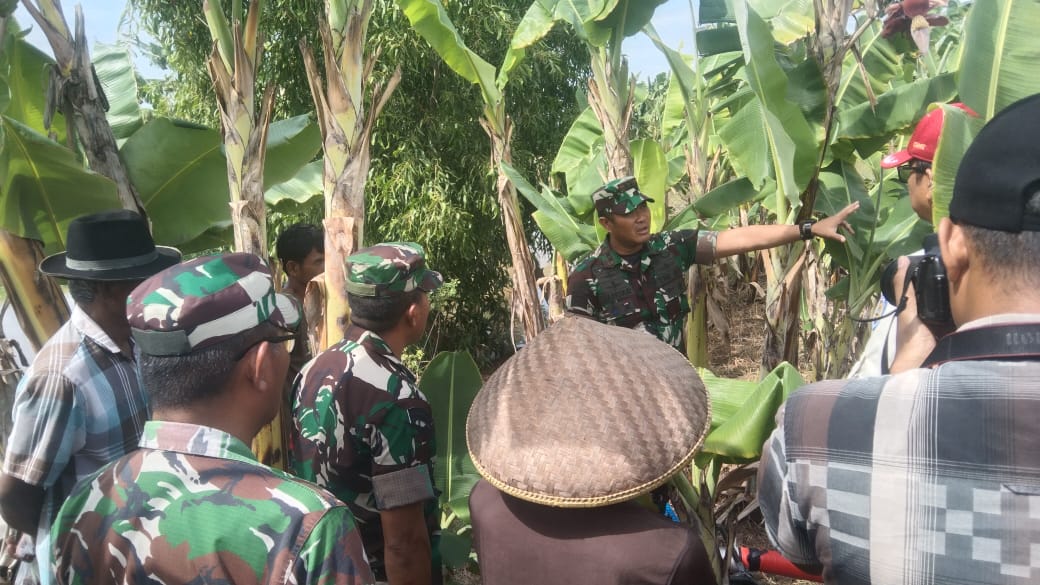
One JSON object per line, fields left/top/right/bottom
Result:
{"left": 418, "top": 351, "right": 484, "bottom": 524}
{"left": 265, "top": 159, "right": 323, "bottom": 213}
{"left": 958, "top": 0, "right": 1040, "bottom": 119}
{"left": 503, "top": 161, "right": 598, "bottom": 261}
{"left": 727, "top": 0, "right": 818, "bottom": 205}
{"left": 836, "top": 73, "right": 957, "bottom": 142}
{"left": 2, "top": 19, "right": 67, "bottom": 142}
{"left": 394, "top": 0, "right": 501, "bottom": 106}
{"left": 631, "top": 138, "right": 667, "bottom": 232}
{"left": 592, "top": 0, "right": 670, "bottom": 39}
{"left": 0, "top": 116, "right": 121, "bottom": 253}
{"left": 664, "top": 178, "right": 770, "bottom": 232}
{"left": 121, "top": 114, "right": 319, "bottom": 246}
{"left": 498, "top": 0, "right": 555, "bottom": 89}
{"left": 697, "top": 362, "right": 804, "bottom": 463}
{"left": 550, "top": 106, "right": 605, "bottom": 215}
{"left": 931, "top": 105, "right": 985, "bottom": 224}
{"left": 93, "top": 43, "right": 144, "bottom": 140}
{"left": 696, "top": 26, "right": 741, "bottom": 57}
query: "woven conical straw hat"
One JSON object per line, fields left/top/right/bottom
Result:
{"left": 466, "top": 315, "right": 711, "bottom": 508}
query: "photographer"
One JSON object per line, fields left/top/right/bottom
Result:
{"left": 850, "top": 103, "right": 974, "bottom": 376}
{"left": 758, "top": 94, "right": 1040, "bottom": 585}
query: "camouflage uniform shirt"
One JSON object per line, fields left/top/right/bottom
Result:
{"left": 291, "top": 324, "right": 437, "bottom": 581}
{"left": 51, "top": 420, "right": 374, "bottom": 585}
{"left": 566, "top": 229, "right": 717, "bottom": 350}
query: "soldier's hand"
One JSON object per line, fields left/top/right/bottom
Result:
{"left": 812, "top": 201, "right": 860, "bottom": 243}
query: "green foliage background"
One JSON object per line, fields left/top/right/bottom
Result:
{"left": 127, "top": 0, "right": 590, "bottom": 364}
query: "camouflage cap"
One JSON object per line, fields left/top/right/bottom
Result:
{"left": 127, "top": 253, "right": 301, "bottom": 357}
{"left": 592, "top": 176, "right": 654, "bottom": 216}
{"left": 345, "top": 242, "right": 443, "bottom": 298}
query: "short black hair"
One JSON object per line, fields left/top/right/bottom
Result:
{"left": 137, "top": 322, "right": 283, "bottom": 410}
{"left": 67, "top": 279, "right": 100, "bottom": 305}
{"left": 960, "top": 190, "right": 1040, "bottom": 290}
{"left": 276, "top": 223, "right": 324, "bottom": 265}
{"left": 347, "top": 290, "right": 424, "bottom": 334}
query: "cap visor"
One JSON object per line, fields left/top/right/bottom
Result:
{"left": 881, "top": 150, "right": 912, "bottom": 169}
{"left": 420, "top": 269, "right": 443, "bottom": 292}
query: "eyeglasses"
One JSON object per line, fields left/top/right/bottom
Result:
{"left": 235, "top": 332, "right": 296, "bottom": 360}
{"left": 897, "top": 160, "right": 932, "bottom": 183}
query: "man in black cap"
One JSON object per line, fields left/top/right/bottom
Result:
{"left": 759, "top": 93, "right": 1040, "bottom": 585}
{"left": 0, "top": 210, "right": 180, "bottom": 584}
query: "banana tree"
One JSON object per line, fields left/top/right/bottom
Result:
{"left": 395, "top": 0, "right": 546, "bottom": 343}
{"left": 300, "top": 0, "right": 401, "bottom": 347}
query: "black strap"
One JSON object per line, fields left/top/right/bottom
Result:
{"left": 922, "top": 323, "right": 1040, "bottom": 368}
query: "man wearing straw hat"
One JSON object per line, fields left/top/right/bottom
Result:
{"left": 760, "top": 94, "right": 1040, "bottom": 584}
{"left": 467, "top": 315, "right": 716, "bottom": 584}
{"left": 0, "top": 210, "right": 181, "bottom": 584}
{"left": 567, "top": 176, "right": 858, "bottom": 352}
{"left": 291, "top": 242, "right": 443, "bottom": 585}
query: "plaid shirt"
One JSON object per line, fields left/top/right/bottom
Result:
{"left": 760, "top": 313, "right": 1040, "bottom": 585}
{"left": 3, "top": 306, "right": 148, "bottom": 584}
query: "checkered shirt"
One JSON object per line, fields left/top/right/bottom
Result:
{"left": 3, "top": 305, "right": 148, "bottom": 584}
{"left": 759, "top": 313, "right": 1040, "bottom": 585}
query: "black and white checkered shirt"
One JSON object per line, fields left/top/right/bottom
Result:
{"left": 760, "top": 314, "right": 1040, "bottom": 585}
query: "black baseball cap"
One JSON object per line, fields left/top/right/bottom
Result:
{"left": 949, "top": 94, "right": 1040, "bottom": 232}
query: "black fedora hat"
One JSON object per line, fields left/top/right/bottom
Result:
{"left": 39, "top": 210, "right": 182, "bottom": 281}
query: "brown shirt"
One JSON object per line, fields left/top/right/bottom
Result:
{"left": 470, "top": 480, "right": 714, "bottom": 585}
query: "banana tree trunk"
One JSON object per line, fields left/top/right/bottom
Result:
{"left": 587, "top": 51, "right": 634, "bottom": 178}
{"left": 22, "top": 1, "right": 146, "bottom": 215}
{"left": 300, "top": 6, "right": 400, "bottom": 345}
{"left": 761, "top": 246, "right": 808, "bottom": 373}
{"left": 0, "top": 231, "right": 70, "bottom": 352}
{"left": 487, "top": 119, "right": 545, "bottom": 342}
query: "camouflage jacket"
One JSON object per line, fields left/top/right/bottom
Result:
{"left": 566, "top": 229, "right": 717, "bottom": 350}
{"left": 51, "top": 421, "right": 374, "bottom": 585}
{"left": 291, "top": 325, "right": 438, "bottom": 580}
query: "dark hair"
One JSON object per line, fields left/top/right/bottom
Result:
{"left": 347, "top": 290, "right": 424, "bottom": 333}
{"left": 960, "top": 190, "right": 1040, "bottom": 289}
{"left": 136, "top": 322, "right": 283, "bottom": 410}
{"left": 276, "top": 223, "right": 324, "bottom": 265}
{"left": 67, "top": 279, "right": 100, "bottom": 305}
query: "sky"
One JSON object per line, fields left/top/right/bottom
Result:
{"left": 13, "top": 0, "right": 698, "bottom": 80}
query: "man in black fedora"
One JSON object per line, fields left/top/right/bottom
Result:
{"left": 0, "top": 210, "right": 180, "bottom": 585}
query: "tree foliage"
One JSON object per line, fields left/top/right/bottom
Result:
{"left": 128, "top": 0, "right": 589, "bottom": 363}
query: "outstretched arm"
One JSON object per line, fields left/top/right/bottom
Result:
{"left": 715, "top": 201, "right": 860, "bottom": 258}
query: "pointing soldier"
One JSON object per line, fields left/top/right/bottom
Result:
{"left": 567, "top": 177, "right": 859, "bottom": 351}
{"left": 51, "top": 253, "right": 374, "bottom": 584}
{"left": 291, "top": 242, "right": 442, "bottom": 585}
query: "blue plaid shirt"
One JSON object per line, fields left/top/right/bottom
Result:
{"left": 3, "top": 306, "right": 148, "bottom": 585}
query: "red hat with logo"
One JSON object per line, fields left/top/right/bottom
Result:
{"left": 881, "top": 102, "right": 977, "bottom": 168}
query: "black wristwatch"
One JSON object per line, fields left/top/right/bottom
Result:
{"left": 799, "top": 219, "right": 817, "bottom": 240}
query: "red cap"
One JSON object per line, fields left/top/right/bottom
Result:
{"left": 881, "top": 102, "right": 977, "bottom": 168}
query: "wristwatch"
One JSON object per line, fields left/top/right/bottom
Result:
{"left": 799, "top": 219, "right": 817, "bottom": 240}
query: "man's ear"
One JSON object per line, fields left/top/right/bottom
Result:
{"left": 237, "top": 341, "right": 278, "bottom": 396}
{"left": 939, "top": 217, "right": 969, "bottom": 284}
{"left": 284, "top": 260, "right": 300, "bottom": 279}
{"left": 598, "top": 214, "right": 611, "bottom": 231}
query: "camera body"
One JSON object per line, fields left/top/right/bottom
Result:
{"left": 879, "top": 234, "right": 954, "bottom": 330}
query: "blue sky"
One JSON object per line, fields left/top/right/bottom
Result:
{"left": 14, "top": 0, "right": 697, "bottom": 80}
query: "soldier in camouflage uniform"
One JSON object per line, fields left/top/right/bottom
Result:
{"left": 291, "top": 242, "right": 442, "bottom": 585}
{"left": 51, "top": 253, "right": 374, "bottom": 585}
{"left": 567, "top": 176, "right": 860, "bottom": 351}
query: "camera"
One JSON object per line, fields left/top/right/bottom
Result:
{"left": 880, "top": 234, "right": 954, "bottom": 331}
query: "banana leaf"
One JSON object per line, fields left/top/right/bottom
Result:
{"left": 418, "top": 351, "right": 483, "bottom": 523}
{"left": 93, "top": 43, "right": 144, "bottom": 141}
{"left": 697, "top": 362, "right": 803, "bottom": 463}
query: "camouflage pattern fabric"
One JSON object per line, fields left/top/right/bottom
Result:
{"left": 127, "top": 253, "right": 300, "bottom": 357}
{"left": 291, "top": 325, "right": 438, "bottom": 581}
{"left": 592, "top": 176, "right": 654, "bottom": 216}
{"left": 566, "top": 229, "right": 718, "bottom": 350}
{"left": 51, "top": 421, "right": 374, "bottom": 585}
{"left": 345, "top": 242, "right": 443, "bottom": 298}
